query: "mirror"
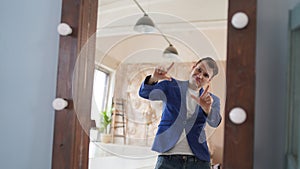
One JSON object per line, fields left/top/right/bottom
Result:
{"left": 73, "top": 0, "right": 228, "bottom": 168}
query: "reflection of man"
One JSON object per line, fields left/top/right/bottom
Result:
{"left": 139, "top": 57, "right": 222, "bottom": 169}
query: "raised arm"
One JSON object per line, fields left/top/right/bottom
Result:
{"left": 139, "top": 63, "right": 174, "bottom": 101}
{"left": 191, "top": 85, "right": 222, "bottom": 127}
{"left": 206, "top": 95, "right": 221, "bottom": 127}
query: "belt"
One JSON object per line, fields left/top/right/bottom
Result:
{"left": 159, "top": 154, "right": 199, "bottom": 162}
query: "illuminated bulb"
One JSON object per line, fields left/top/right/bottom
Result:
{"left": 57, "top": 23, "right": 72, "bottom": 36}
{"left": 231, "top": 12, "right": 249, "bottom": 29}
{"left": 229, "top": 107, "right": 247, "bottom": 124}
{"left": 52, "top": 98, "right": 68, "bottom": 110}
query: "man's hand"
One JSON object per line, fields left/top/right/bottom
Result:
{"left": 148, "top": 62, "right": 174, "bottom": 84}
{"left": 191, "top": 85, "right": 213, "bottom": 115}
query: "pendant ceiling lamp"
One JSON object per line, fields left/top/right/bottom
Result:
{"left": 134, "top": 14, "right": 156, "bottom": 33}
{"left": 133, "top": 0, "right": 155, "bottom": 33}
{"left": 157, "top": 27, "right": 179, "bottom": 58}
{"left": 133, "top": 0, "right": 179, "bottom": 57}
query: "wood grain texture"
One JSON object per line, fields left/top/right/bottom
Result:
{"left": 223, "top": 0, "right": 256, "bottom": 168}
{"left": 52, "top": 0, "right": 98, "bottom": 169}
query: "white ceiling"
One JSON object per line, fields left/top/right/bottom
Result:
{"left": 95, "top": 0, "right": 228, "bottom": 69}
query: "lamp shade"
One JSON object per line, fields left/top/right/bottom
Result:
{"left": 163, "top": 44, "right": 178, "bottom": 55}
{"left": 134, "top": 14, "right": 156, "bottom": 33}
{"left": 163, "top": 44, "right": 179, "bottom": 59}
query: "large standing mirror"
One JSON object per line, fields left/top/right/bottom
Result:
{"left": 53, "top": 0, "right": 257, "bottom": 168}
{"left": 72, "top": 0, "right": 228, "bottom": 168}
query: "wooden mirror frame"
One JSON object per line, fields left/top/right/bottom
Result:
{"left": 51, "top": 0, "right": 256, "bottom": 168}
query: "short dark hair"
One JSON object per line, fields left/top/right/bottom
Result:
{"left": 195, "top": 57, "right": 219, "bottom": 78}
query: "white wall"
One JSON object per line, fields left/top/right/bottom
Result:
{"left": 0, "top": 0, "right": 61, "bottom": 169}
{"left": 255, "top": 0, "right": 300, "bottom": 168}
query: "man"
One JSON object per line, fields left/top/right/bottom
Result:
{"left": 139, "top": 57, "right": 222, "bottom": 169}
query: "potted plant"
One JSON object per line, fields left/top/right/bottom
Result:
{"left": 99, "top": 109, "right": 112, "bottom": 143}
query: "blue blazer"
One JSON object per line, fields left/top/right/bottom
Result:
{"left": 139, "top": 76, "right": 222, "bottom": 162}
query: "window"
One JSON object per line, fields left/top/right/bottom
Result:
{"left": 91, "top": 68, "right": 110, "bottom": 127}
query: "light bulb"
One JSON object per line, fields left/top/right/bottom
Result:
{"left": 52, "top": 98, "right": 68, "bottom": 110}
{"left": 231, "top": 12, "right": 249, "bottom": 29}
{"left": 57, "top": 23, "right": 72, "bottom": 36}
{"left": 229, "top": 107, "right": 247, "bottom": 124}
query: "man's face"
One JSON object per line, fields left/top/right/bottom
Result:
{"left": 189, "top": 61, "right": 214, "bottom": 89}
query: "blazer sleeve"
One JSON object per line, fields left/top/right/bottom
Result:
{"left": 138, "top": 75, "right": 168, "bottom": 102}
{"left": 206, "top": 94, "right": 222, "bottom": 128}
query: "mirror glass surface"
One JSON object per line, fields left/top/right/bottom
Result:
{"left": 73, "top": 0, "right": 228, "bottom": 168}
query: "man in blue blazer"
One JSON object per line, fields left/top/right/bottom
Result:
{"left": 139, "top": 57, "right": 222, "bottom": 169}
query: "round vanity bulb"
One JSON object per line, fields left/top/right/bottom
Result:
{"left": 57, "top": 23, "right": 72, "bottom": 36}
{"left": 52, "top": 98, "right": 68, "bottom": 110}
{"left": 231, "top": 12, "right": 249, "bottom": 29}
{"left": 229, "top": 107, "right": 247, "bottom": 124}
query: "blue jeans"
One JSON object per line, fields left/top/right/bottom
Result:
{"left": 154, "top": 155, "right": 211, "bottom": 169}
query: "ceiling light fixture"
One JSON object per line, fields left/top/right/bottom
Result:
{"left": 133, "top": 0, "right": 155, "bottom": 33}
{"left": 156, "top": 26, "right": 179, "bottom": 58}
{"left": 133, "top": 0, "right": 179, "bottom": 57}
